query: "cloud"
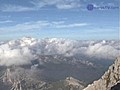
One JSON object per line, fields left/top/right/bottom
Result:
{"left": 0, "top": 21, "right": 88, "bottom": 33}
{"left": 0, "top": 37, "right": 119, "bottom": 66}
{"left": 0, "top": 0, "right": 118, "bottom": 12}
{"left": 55, "top": 23, "right": 88, "bottom": 28}
{"left": 86, "top": 43, "right": 119, "bottom": 59}
{"left": 0, "top": 4, "right": 36, "bottom": 12}
{"left": 56, "top": 2, "right": 80, "bottom": 9}
{"left": 0, "top": 0, "right": 81, "bottom": 12}
{"left": 0, "top": 46, "right": 34, "bottom": 66}
{"left": 31, "top": 0, "right": 81, "bottom": 9}
{"left": 0, "top": 21, "right": 49, "bottom": 32}
{"left": 0, "top": 20, "right": 13, "bottom": 24}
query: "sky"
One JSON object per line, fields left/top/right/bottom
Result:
{"left": 0, "top": 0, "right": 119, "bottom": 41}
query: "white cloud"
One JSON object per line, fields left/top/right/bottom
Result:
{"left": 55, "top": 23, "right": 88, "bottom": 28}
{"left": 0, "top": 0, "right": 118, "bottom": 12}
{"left": 86, "top": 43, "right": 119, "bottom": 59}
{"left": 0, "top": 0, "right": 81, "bottom": 12}
{"left": 0, "top": 4, "right": 36, "bottom": 12}
{"left": 0, "top": 20, "right": 13, "bottom": 24}
{"left": 0, "top": 37, "right": 119, "bottom": 66}
{"left": 56, "top": 2, "right": 80, "bottom": 9}
{"left": 0, "top": 21, "right": 88, "bottom": 32}
{"left": 0, "top": 21, "right": 49, "bottom": 32}
{"left": 0, "top": 46, "right": 34, "bottom": 66}
{"left": 31, "top": 0, "right": 81, "bottom": 9}
{"left": 51, "top": 21, "right": 65, "bottom": 25}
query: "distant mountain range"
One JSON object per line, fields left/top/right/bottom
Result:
{"left": 0, "top": 57, "right": 120, "bottom": 90}
{"left": 0, "top": 66, "right": 85, "bottom": 90}
{"left": 0, "top": 37, "right": 119, "bottom": 90}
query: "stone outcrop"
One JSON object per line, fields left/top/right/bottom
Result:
{"left": 84, "top": 57, "right": 120, "bottom": 90}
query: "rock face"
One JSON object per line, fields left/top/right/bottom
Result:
{"left": 65, "top": 77, "right": 85, "bottom": 90}
{"left": 84, "top": 57, "right": 120, "bottom": 90}
{"left": 111, "top": 83, "right": 120, "bottom": 90}
{"left": 1, "top": 57, "right": 120, "bottom": 90}
{"left": 46, "top": 77, "right": 85, "bottom": 90}
{"left": 0, "top": 67, "right": 85, "bottom": 90}
{"left": 1, "top": 67, "right": 47, "bottom": 90}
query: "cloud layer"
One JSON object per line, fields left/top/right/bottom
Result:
{"left": 0, "top": 21, "right": 88, "bottom": 33}
{"left": 0, "top": 37, "right": 119, "bottom": 66}
{"left": 0, "top": 0, "right": 118, "bottom": 12}
{"left": 0, "top": 0, "right": 81, "bottom": 12}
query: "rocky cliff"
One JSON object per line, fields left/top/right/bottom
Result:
{"left": 0, "top": 67, "right": 85, "bottom": 90}
{"left": 84, "top": 57, "right": 120, "bottom": 90}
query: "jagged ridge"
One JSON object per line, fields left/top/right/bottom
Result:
{"left": 84, "top": 57, "right": 120, "bottom": 90}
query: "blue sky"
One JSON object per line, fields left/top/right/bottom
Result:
{"left": 0, "top": 0, "right": 119, "bottom": 41}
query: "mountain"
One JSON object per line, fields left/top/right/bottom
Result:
{"left": 0, "top": 67, "right": 47, "bottom": 90}
{"left": 0, "top": 37, "right": 120, "bottom": 89}
{"left": 0, "top": 37, "right": 119, "bottom": 67}
{"left": 0, "top": 67, "right": 85, "bottom": 90}
{"left": 45, "top": 77, "right": 85, "bottom": 90}
{"left": 84, "top": 57, "right": 120, "bottom": 90}
{"left": 1, "top": 56, "right": 120, "bottom": 90}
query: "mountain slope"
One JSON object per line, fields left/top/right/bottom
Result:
{"left": 0, "top": 67, "right": 85, "bottom": 90}
{"left": 84, "top": 57, "right": 120, "bottom": 90}
{"left": 0, "top": 67, "right": 47, "bottom": 90}
{"left": 0, "top": 37, "right": 119, "bottom": 66}
{"left": 0, "top": 37, "right": 120, "bottom": 90}
{"left": 45, "top": 77, "right": 85, "bottom": 90}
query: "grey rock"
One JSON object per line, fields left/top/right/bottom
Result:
{"left": 84, "top": 57, "right": 120, "bottom": 90}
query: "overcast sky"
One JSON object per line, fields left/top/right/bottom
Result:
{"left": 0, "top": 0, "right": 119, "bottom": 40}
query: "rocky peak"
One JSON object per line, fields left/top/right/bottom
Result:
{"left": 1, "top": 67, "right": 46, "bottom": 90}
{"left": 84, "top": 57, "right": 120, "bottom": 90}
{"left": 65, "top": 77, "right": 85, "bottom": 89}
